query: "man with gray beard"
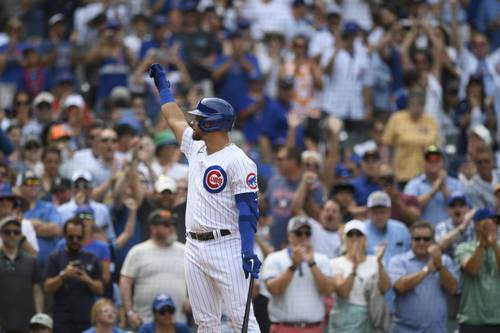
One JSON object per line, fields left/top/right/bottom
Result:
{"left": 120, "top": 209, "right": 188, "bottom": 330}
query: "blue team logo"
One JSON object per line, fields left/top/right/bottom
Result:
{"left": 203, "top": 165, "right": 227, "bottom": 193}
{"left": 246, "top": 173, "right": 258, "bottom": 190}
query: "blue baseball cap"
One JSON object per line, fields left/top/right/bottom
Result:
{"left": 342, "top": 21, "right": 359, "bottom": 35}
{"left": 473, "top": 208, "right": 496, "bottom": 224}
{"left": 153, "top": 15, "right": 167, "bottom": 28}
{"left": 152, "top": 294, "right": 175, "bottom": 312}
{"left": 447, "top": 192, "right": 468, "bottom": 206}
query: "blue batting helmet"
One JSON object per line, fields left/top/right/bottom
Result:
{"left": 188, "top": 98, "right": 235, "bottom": 133}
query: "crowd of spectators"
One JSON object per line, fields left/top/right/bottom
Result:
{"left": 0, "top": 0, "right": 499, "bottom": 333}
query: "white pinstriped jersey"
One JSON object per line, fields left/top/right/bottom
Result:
{"left": 180, "top": 127, "right": 259, "bottom": 232}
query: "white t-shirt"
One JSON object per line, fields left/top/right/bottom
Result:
{"left": 121, "top": 240, "right": 186, "bottom": 323}
{"left": 261, "top": 248, "right": 334, "bottom": 322}
{"left": 330, "top": 255, "right": 379, "bottom": 305}
{"left": 320, "top": 46, "right": 373, "bottom": 119}
{"left": 310, "top": 219, "right": 342, "bottom": 259}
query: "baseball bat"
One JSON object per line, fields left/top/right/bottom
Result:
{"left": 241, "top": 276, "right": 255, "bottom": 333}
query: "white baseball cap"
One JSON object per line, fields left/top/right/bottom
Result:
{"left": 63, "top": 94, "right": 84, "bottom": 109}
{"left": 71, "top": 170, "right": 93, "bottom": 183}
{"left": 343, "top": 219, "right": 366, "bottom": 236}
{"left": 154, "top": 175, "right": 177, "bottom": 193}
{"left": 367, "top": 191, "right": 391, "bottom": 208}
{"left": 33, "top": 92, "right": 54, "bottom": 106}
{"left": 30, "top": 313, "right": 53, "bottom": 329}
{"left": 287, "top": 215, "right": 311, "bottom": 233}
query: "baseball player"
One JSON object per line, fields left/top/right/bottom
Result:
{"left": 149, "top": 63, "right": 261, "bottom": 333}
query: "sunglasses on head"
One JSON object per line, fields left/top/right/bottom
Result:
{"left": 23, "top": 178, "right": 40, "bottom": 186}
{"left": 77, "top": 213, "right": 93, "bottom": 220}
{"left": 294, "top": 229, "right": 311, "bottom": 237}
{"left": 425, "top": 154, "right": 442, "bottom": 163}
{"left": 67, "top": 235, "right": 83, "bottom": 241}
{"left": 412, "top": 236, "right": 432, "bottom": 242}
{"left": 2, "top": 228, "right": 21, "bottom": 236}
{"left": 346, "top": 230, "right": 364, "bottom": 238}
{"left": 157, "top": 306, "right": 175, "bottom": 315}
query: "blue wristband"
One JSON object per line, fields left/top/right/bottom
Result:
{"left": 159, "top": 88, "right": 175, "bottom": 105}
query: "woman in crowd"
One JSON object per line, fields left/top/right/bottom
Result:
{"left": 328, "top": 220, "right": 390, "bottom": 333}
{"left": 82, "top": 298, "right": 126, "bottom": 333}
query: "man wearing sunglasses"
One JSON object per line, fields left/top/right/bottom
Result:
{"left": 0, "top": 215, "right": 44, "bottom": 333}
{"left": 454, "top": 208, "right": 500, "bottom": 333}
{"left": 18, "top": 170, "right": 64, "bottom": 269}
{"left": 388, "top": 222, "right": 459, "bottom": 333}
{"left": 261, "top": 216, "right": 334, "bottom": 333}
{"left": 137, "top": 294, "right": 190, "bottom": 333}
{"left": 44, "top": 218, "right": 103, "bottom": 333}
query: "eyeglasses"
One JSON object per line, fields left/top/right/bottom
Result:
{"left": 2, "top": 229, "right": 21, "bottom": 236}
{"left": 73, "top": 182, "right": 91, "bottom": 190}
{"left": 294, "top": 230, "right": 311, "bottom": 238}
{"left": 157, "top": 306, "right": 175, "bottom": 315}
{"left": 304, "top": 162, "right": 319, "bottom": 170}
{"left": 67, "top": 235, "right": 84, "bottom": 241}
{"left": 100, "top": 137, "right": 117, "bottom": 143}
{"left": 412, "top": 236, "right": 432, "bottom": 242}
{"left": 475, "top": 159, "right": 492, "bottom": 165}
{"left": 25, "top": 144, "right": 40, "bottom": 150}
{"left": 346, "top": 230, "right": 364, "bottom": 238}
{"left": 448, "top": 202, "right": 466, "bottom": 208}
{"left": 15, "top": 100, "right": 30, "bottom": 106}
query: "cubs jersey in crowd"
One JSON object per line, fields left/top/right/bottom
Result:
{"left": 180, "top": 126, "right": 259, "bottom": 232}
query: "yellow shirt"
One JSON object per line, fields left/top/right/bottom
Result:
{"left": 383, "top": 111, "right": 441, "bottom": 182}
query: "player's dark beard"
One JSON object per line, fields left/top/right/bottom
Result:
{"left": 192, "top": 129, "right": 203, "bottom": 141}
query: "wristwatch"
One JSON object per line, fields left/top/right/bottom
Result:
{"left": 422, "top": 265, "right": 429, "bottom": 274}
{"left": 288, "top": 265, "right": 297, "bottom": 272}
{"left": 308, "top": 261, "right": 317, "bottom": 268}
{"left": 127, "top": 310, "right": 136, "bottom": 317}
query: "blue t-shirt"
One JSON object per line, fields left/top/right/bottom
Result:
{"left": 138, "top": 321, "right": 191, "bottom": 333}
{"left": 213, "top": 53, "right": 261, "bottom": 112}
{"left": 23, "top": 200, "right": 63, "bottom": 266}
{"left": 350, "top": 174, "right": 382, "bottom": 206}
{"left": 404, "top": 174, "right": 464, "bottom": 226}
{"left": 112, "top": 205, "right": 142, "bottom": 265}
{"left": 0, "top": 43, "right": 25, "bottom": 85}
{"left": 265, "top": 174, "right": 325, "bottom": 249}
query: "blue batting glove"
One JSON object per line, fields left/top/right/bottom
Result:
{"left": 149, "top": 63, "right": 175, "bottom": 104}
{"left": 242, "top": 251, "right": 262, "bottom": 279}
{"left": 149, "top": 63, "right": 170, "bottom": 91}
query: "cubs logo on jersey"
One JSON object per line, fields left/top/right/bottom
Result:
{"left": 246, "top": 172, "right": 258, "bottom": 190}
{"left": 203, "top": 165, "right": 227, "bottom": 193}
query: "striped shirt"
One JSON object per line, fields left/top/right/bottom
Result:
{"left": 261, "top": 248, "right": 333, "bottom": 322}
{"left": 388, "top": 250, "right": 459, "bottom": 333}
{"left": 180, "top": 127, "right": 258, "bottom": 232}
{"left": 464, "top": 171, "right": 500, "bottom": 209}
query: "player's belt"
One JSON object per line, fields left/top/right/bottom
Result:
{"left": 187, "top": 229, "right": 231, "bottom": 241}
{"left": 274, "top": 322, "right": 322, "bottom": 328}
